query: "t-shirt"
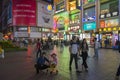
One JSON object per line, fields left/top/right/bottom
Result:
{"left": 70, "top": 42, "right": 79, "bottom": 54}
{"left": 37, "top": 57, "right": 49, "bottom": 65}
{"left": 95, "top": 41, "right": 100, "bottom": 49}
{"left": 36, "top": 42, "right": 41, "bottom": 49}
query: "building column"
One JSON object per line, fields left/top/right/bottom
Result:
{"left": 96, "top": 0, "right": 100, "bottom": 40}
{"left": 81, "top": 0, "right": 84, "bottom": 39}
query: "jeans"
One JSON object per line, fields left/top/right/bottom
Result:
{"left": 35, "top": 64, "right": 50, "bottom": 73}
{"left": 36, "top": 49, "right": 41, "bottom": 58}
{"left": 69, "top": 54, "right": 78, "bottom": 70}
{"left": 94, "top": 48, "right": 99, "bottom": 57}
{"left": 81, "top": 51, "right": 88, "bottom": 69}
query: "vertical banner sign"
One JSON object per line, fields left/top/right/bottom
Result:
{"left": 7, "top": 0, "right": 12, "bottom": 24}
{"left": 12, "top": 0, "right": 36, "bottom": 26}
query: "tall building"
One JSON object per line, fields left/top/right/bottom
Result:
{"left": 98, "top": 0, "right": 119, "bottom": 48}
{"left": 0, "top": 0, "right": 54, "bottom": 40}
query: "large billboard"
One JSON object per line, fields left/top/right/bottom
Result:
{"left": 37, "top": 2, "right": 53, "bottom": 28}
{"left": 83, "top": 7, "right": 95, "bottom": 22}
{"left": 53, "top": 12, "right": 69, "bottom": 31}
{"left": 12, "top": 0, "right": 36, "bottom": 26}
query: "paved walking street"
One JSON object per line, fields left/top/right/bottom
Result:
{"left": 0, "top": 45, "right": 120, "bottom": 80}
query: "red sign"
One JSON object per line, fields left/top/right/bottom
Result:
{"left": 100, "top": 20, "right": 105, "bottom": 28}
{"left": 12, "top": 0, "right": 36, "bottom": 26}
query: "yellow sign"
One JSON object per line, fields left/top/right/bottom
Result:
{"left": 113, "top": 27, "right": 117, "bottom": 31}
{"left": 108, "top": 28, "right": 111, "bottom": 31}
{"left": 47, "top": 4, "right": 52, "bottom": 11}
{"left": 103, "top": 28, "right": 106, "bottom": 31}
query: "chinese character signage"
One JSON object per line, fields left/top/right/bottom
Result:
{"left": 12, "top": 0, "right": 36, "bottom": 26}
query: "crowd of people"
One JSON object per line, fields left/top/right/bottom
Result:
{"left": 3, "top": 35, "right": 119, "bottom": 79}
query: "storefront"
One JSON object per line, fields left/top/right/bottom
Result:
{"left": 82, "top": 4, "right": 96, "bottom": 44}
{"left": 99, "top": 0, "right": 119, "bottom": 48}
{"left": 83, "top": 22, "right": 96, "bottom": 44}
{"left": 99, "top": 19, "right": 119, "bottom": 48}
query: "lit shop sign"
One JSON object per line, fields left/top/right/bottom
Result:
{"left": 105, "top": 19, "right": 119, "bottom": 27}
{"left": 69, "top": 1, "right": 76, "bottom": 11}
{"left": 100, "top": 19, "right": 119, "bottom": 28}
{"left": 55, "top": 1, "right": 65, "bottom": 13}
{"left": 100, "top": 20, "right": 105, "bottom": 28}
{"left": 76, "top": 0, "right": 81, "bottom": 10}
{"left": 100, "top": 11, "right": 119, "bottom": 19}
{"left": 68, "top": 26, "right": 80, "bottom": 31}
{"left": 83, "top": 22, "right": 96, "bottom": 31}
{"left": 42, "top": 28, "right": 50, "bottom": 32}
{"left": 17, "top": 27, "right": 28, "bottom": 31}
{"left": 83, "top": 16, "right": 96, "bottom": 22}
{"left": 70, "top": 13, "right": 80, "bottom": 24}
{"left": 46, "top": 4, "right": 53, "bottom": 12}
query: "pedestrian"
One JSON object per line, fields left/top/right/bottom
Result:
{"left": 81, "top": 38, "right": 89, "bottom": 72}
{"left": 115, "top": 65, "right": 120, "bottom": 80}
{"left": 36, "top": 38, "right": 42, "bottom": 59}
{"left": 69, "top": 36, "right": 81, "bottom": 73}
{"left": 94, "top": 38, "right": 100, "bottom": 58}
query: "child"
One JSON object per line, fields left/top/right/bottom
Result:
{"left": 50, "top": 53, "right": 58, "bottom": 74}
{"left": 0, "top": 45, "right": 4, "bottom": 58}
{"left": 34, "top": 52, "right": 50, "bottom": 74}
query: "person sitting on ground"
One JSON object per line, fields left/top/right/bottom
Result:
{"left": 35, "top": 52, "right": 50, "bottom": 74}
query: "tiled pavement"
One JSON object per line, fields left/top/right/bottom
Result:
{"left": 0, "top": 45, "right": 120, "bottom": 80}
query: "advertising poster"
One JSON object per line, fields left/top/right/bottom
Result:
{"left": 83, "top": 7, "right": 95, "bottom": 22}
{"left": 105, "top": 19, "right": 119, "bottom": 27}
{"left": 76, "top": 0, "right": 81, "bottom": 9}
{"left": 12, "top": 0, "right": 36, "bottom": 26}
{"left": 53, "top": 12, "right": 69, "bottom": 31}
{"left": 70, "top": 13, "right": 80, "bottom": 23}
{"left": 100, "top": 20, "right": 105, "bottom": 28}
{"left": 37, "top": 2, "right": 53, "bottom": 28}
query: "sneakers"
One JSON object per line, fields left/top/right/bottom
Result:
{"left": 85, "top": 68, "right": 88, "bottom": 72}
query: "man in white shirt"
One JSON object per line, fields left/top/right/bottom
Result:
{"left": 69, "top": 36, "right": 81, "bottom": 73}
{"left": 94, "top": 38, "right": 100, "bottom": 58}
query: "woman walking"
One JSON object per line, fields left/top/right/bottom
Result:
{"left": 81, "top": 38, "right": 89, "bottom": 71}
